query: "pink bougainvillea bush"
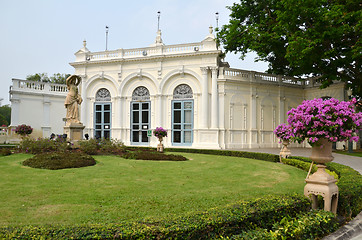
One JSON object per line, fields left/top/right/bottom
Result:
{"left": 153, "top": 127, "right": 167, "bottom": 139}
{"left": 286, "top": 98, "right": 362, "bottom": 145}
{"left": 274, "top": 123, "right": 293, "bottom": 142}
{"left": 14, "top": 124, "right": 33, "bottom": 137}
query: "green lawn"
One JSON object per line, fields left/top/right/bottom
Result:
{"left": 335, "top": 150, "right": 362, "bottom": 157}
{"left": 0, "top": 152, "right": 306, "bottom": 226}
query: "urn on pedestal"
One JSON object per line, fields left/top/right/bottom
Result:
{"left": 285, "top": 98, "right": 362, "bottom": 213}
{"left": 154, "top": 127, "right": 167, "bottom": 152}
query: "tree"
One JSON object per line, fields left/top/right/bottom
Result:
{"left": 26, "top": 73, "right": 71, "bottom": 85}
{"left": 0, "top": 105, "right": 11, "bottom": 126}
{"left": 217, "top": 0, "right": 361, "bottom": 98}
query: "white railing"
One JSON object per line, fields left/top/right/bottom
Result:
{"left": 86, "top": 42, "right": 205, "bottom": 61}
{"left": 0, "top": 127, "right": 8, "bottom": 136}
{"left": 11, "top": 79, "right": 68, "bottom": 95}
{"left": 223, "top": 68, "right": 305, "bottom": 87}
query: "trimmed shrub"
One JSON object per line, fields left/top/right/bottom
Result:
{"left": 282, "top": 158, "right": 317, "bottom": 173}
{"left": 0, "top": 148, "right": 11, "bottom": 156}
{"left": 326, "top": 162, "right": 362, "bottom": 220}
{"left": 0, "top": 195, "right": 310, "bottom": 239}
{"left": 78, "top": 138, "right": 99, "bottom": 155}
{"left": 22, "top": 152, "right": 96, "bottom": 170}
{"left": 121, "top": 150, "right": 188, "bottom": 161}
{"left": 78, "top": 138, "right": 125, "bottom": 155}
{"left": 230, "top": 210, "right": 339, "bottom": 240}
{"left": 19, "top": 137, "right": 70, "bottom": 154}
{"left": 282, "top": 158, "right": 360, "bottom": 220}
{"left": 165, "top": 148, "right": 279, "bottom": 162}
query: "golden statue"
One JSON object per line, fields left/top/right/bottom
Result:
{"left": 65, "top": 75, "right": 82, "bottom": 125}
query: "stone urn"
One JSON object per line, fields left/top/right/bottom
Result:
{"left": 310, "top": 138, "right": 334, "bottom": 164}
{"left": 279, "top": 140, "right": 291, "bottom": 160}
{"left": 304, "top": 138, "right": 338, "bottom": 213}
{"left": 157, "top": 137, "right": 164, "bottom": 153}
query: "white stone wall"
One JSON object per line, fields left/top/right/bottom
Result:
{"left": 9, "top": 31, "right": 347, "bottom": 149}
{"left": 9, "top": 79, "right": 67, "bottom": 139}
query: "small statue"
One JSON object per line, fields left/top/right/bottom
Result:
{"left": 64, "top": 75, "right": 82, "bottom": 125}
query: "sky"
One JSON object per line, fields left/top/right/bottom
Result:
{"left": 0, "top": 0, "right": 268, "bottom": 105}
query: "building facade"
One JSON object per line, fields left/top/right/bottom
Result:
{"left": 10, "top": 27, "right": 347, "bottom": 148}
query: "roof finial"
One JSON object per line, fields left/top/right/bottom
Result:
{"left": 157, "top": 11, "right": 161, "bottom": 31}
{"left": 215, "top": 12, "right": 219, "bottom": 29}
{"left": 209, "top": 25, "right": 213, "bottom": 34}
{"left": 83, "top": 39, "right": 87, "bottom": 48}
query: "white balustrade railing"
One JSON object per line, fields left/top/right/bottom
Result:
{"left": 85, "top": 42, "right": 205, "bottom": 61}
{"left": 223, "top": 68, "right": 305, "bottom": 86}
{"left": 11, "top": 79, "right": 68, "bottom": 95}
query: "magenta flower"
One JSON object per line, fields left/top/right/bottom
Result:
{"left": 153, "top": 127, "right": 167, "bottom": 139}
{"left": 274, "top": 124, "right": 293, "bottom": 142}
{"left": 287, "top": 98, "right": 362, "bottom": 145}
{"left": 14, "top": 124, "right": 33, "bottom": 136}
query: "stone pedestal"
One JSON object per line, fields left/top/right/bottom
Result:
{"left": 279, "top": 140, "right": 291, "bottom": 160}
{"left": 157, "top": 137, "right": 164, "bottom": 153}
{"left": 304, "top": 164, "right": 339, "bottom": 213}
{"left": 304, "top": 138, "right": 338, "bottom": 214}
{"left": 63, "top": 123, "right": 85, "bottom": 142}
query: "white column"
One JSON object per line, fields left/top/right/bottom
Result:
{"left": 80, "top": 79, "right": 86, "bottom": 126}
{"left": 219, "top": 92, "right": 225, "bottom": 129}
{"left": 210, "top": 67, "right": 219, "bottom": 129}
{"left": 249, "top": 89, "right": 258, "bottom": 146}
{"left": 115, "top": 97, "right": 121, "bottom": 128}
{"left": 200, "top": 67, "right": 209, "bottom": 129}
{"left": 279, "top": 96, "right": 285, "bottom": 124}
{"left": 10, "top": 98, "right": 20, "bottom": 126}
{"left": 157, "top": 94, "right": 163, "bottom": 127}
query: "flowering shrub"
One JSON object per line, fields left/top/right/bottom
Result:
{"left": 274, "top": 123, "right": 293, "bottom": 142}
{"left": 153, "top": 127, "right": 167, "bottom": 139}
{"left": 20, "top": 137, "right": 70, "bottom": 154}
{"left": 287, "top": 98, "right": 362, "bottom": 145}
{"left": 14, "top": 124, "right": 33, "bottom": 137}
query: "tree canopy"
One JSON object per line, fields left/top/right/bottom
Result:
{"left": 217, "top": 0, "right": 361, "bottom": 98}
{"left": 0, "top": 105, "right": 11, "bottom": 126}
{"left": 26, "top": 73, "right": 71, "bottom": 85}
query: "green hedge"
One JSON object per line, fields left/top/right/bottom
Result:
{"left": 282, "top": 158, "right": 361, "bottom": 220}
{"left": 22, "top": 152, "right": 96, "bottom": 170}
{"left": 326, "top": 162, "right": 362, "bottom": 219}
{"left": 0, "top": 148, "right": 11, "bottom": 156}
{"left": 0, "top": 195, "right": 310, "bottom": 239}
{"left": 228, "top": 210, "right": 339, "bottom": 240}
{"left": 166, "top": 148, "right": 280, "bottom": 162}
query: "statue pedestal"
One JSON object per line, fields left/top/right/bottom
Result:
{"left": 64, "top": 123, "right": 85, "bottom": 143}
{"left": 304, "top": 165, "right": 338, "bottom": 213}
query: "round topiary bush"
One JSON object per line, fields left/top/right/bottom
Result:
{"left": 121, "top": 150, "right": 188, "bottom": 161}
{"left": 23, "top": 152, "right": 96, "bottom": 170}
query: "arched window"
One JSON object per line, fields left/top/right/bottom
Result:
{"left": 131, "top": 86, "right": 151, "bottom": 144}
{"left": 173, "top": 84, "right": 193, "bottom": 99}
{"left": 96, "top": 88, "right": 111, "bottom": 101}
{"left": 132, "top": 86, "right": 150, "bottom": 101}
{"left": 94, "top": 88, "right": 111, "bottom": 139}
{"left": 172, "top": 84, "right": 193, "bottom": 145}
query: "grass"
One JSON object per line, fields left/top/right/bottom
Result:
{"left": 0, "top": 152, "right": 307, "bottom": 226}
{"left": 334, "top": 150, "right": 362, "bottom": 157}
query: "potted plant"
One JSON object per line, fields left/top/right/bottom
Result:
{"left": 153, "top": 127, "right": 167, "bottom": 152}
{"left": 287, "top": 98, "right": 362, "bottom": 163}
{"left": 287, "top": 98, "right": 362, "bottom": 213}
{"left": 14, "top": 124, "right": 33, "bottom": 139}
{"left": 274, "top": 123, "right": 293, "bottom": 159}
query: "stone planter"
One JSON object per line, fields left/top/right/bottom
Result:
{"left": 157, "top": 137, "right": 164, "bottom": 153}
{"left": 304, "top": 138, "right": 338, "bottom": 213}
{"left": 310, "top": 138, "right": 334, "bottom": 164}
{"left": 279, "top": 140, "right": 291, "bottom": 159}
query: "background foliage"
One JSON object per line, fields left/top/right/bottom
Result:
{"left": 218, "top": 0, "right": 361, "bottom": 98}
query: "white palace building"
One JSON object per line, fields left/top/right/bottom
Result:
{"left": 9, "top": 27, "right": 346, "bottom": 149}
